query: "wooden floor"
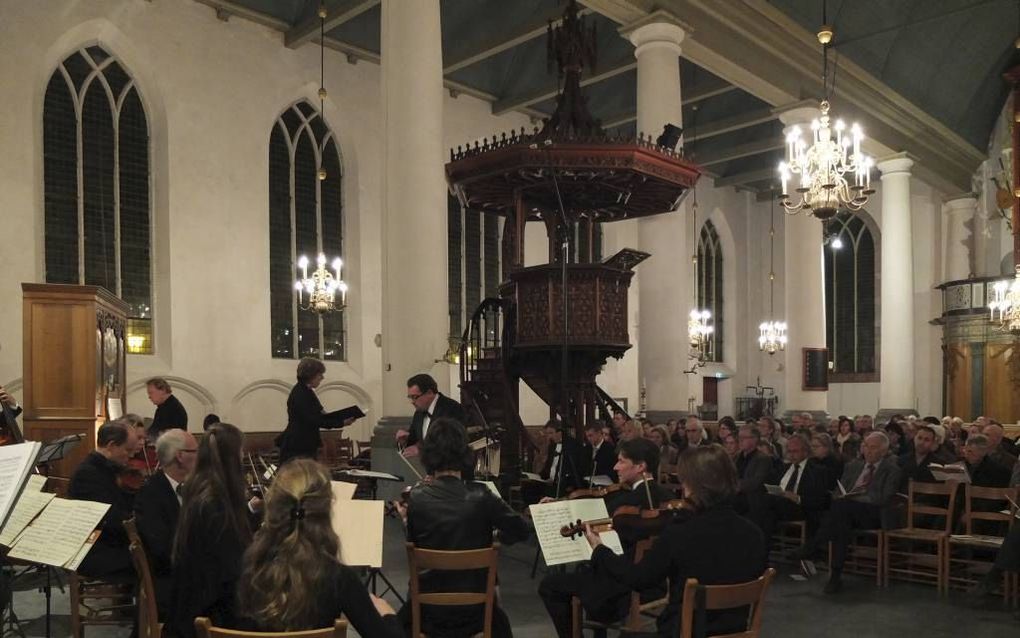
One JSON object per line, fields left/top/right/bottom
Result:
{"left": 6, "top": 516, "right": 1018, "bottom": 637}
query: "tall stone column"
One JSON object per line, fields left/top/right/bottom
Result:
{"left": 944, "top": 194, "right": 977, "bottom": 281}
{"left": 778, "top": 104, "right": 827, "bottom": 419}
{"left": 622, "top": 15, "right": 691, "bottom": 419}
{"left": 876, "top": 153, "right": 916, "bottom": 415}
{"left": 374, "top": 0, "right": 447, "bottom": 488}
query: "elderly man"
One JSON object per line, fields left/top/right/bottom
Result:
{"left": 734, "top": 425, "right": 774, "bottom": 515}
{"left": 963, "top": 434, "right": 1012, "bottom": 488}
{"left": 854, "top": 414, "right": 874, "bottom": 436}
{"left": 683, "top": 416, "right": 711, "bottom": 449}
{"left": 752, "top": 433, "right": 831, "bottom": 541}
{"left": 982, "top": 422, "right": 1018, "bottom": 470}
{"left": 790, "top": 431, "right": 903, "bottom": 594}
{"left": 134, "top": 428, "right": 198, "bottom": 621}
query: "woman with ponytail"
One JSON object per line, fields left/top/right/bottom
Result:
{"left": 236, "top": 458, "right": 400, "bottom": 635}
{"left": 168, "top": 423, "right": 256, "bottom": 638}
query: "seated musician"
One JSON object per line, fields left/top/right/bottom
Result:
{"left": 579, "top": 445, "right": 767, "bottom": 638}
{"left": 134, "top": 428, "right": 197, "bottom": 622}
{"left": 67, "top": 421, "right": 136, "bottom": 579}
{"left": 393, "top": 417, "right": 528, "bottom": 638}
{"left": 236, "top": 458, "right": 402, "bottom": 637}
{"left": 789, "top": 431, "right": 903, "bottom": 594}
{"left": 0, "top": 384, "right": 23, "bottom": 443}
{"left": 538, "top": 438, "right": 675, "bottom": 638}
{"left": 523, "top": 420, "right": 582, "bottom": 504}
{"left": 169, "top": 423, "right": 260, "bottom": 638}
{"left": 750, "top": 433, "right": 831, "bottom": 543}
{"left": 582, "top": 422, "right": 617, "bottom": 485}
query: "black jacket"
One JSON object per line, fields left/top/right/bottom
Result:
{"left": 811, "top": 455, "right": 843, "bottom": 491}
{"left": 134, "top": 471, "right": 180, "bottom": 621}
{"left": 581, "top": 440, "right": 618, "bottom": 484}
{"left": 278, "top": 383, "right": 350, "bottom": 463}
{"left": 404, "top": 476, "right": 528, "bottom": 636}
{"left": 768, "top": 460, "right": 831, "bottom": 512}
{"left": 735, "top": 449, "right": 773, "bottom": 495}
{"left": 540, "top": 436, "right": 583, "bottom": 490}
{"left": 590, "top": 506, "right": 767, "bottom": 637}
{"left": 150, "top": 395, "right": 188, "bottom": 438}
{"left": 405, "top": 393, "right": 466, "bottom": 447}
{"left": 68, "top": 452, "right": 133, "bottom": 549}
{"left": 897, "top": 450, "right": 954, "bottom": 491}
{"left": 968, "top": 455, "right": 1012, "bottom": 488}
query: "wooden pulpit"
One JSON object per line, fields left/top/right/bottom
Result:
{"left": 22, "top": 284, "right": 129, "bottom": 478}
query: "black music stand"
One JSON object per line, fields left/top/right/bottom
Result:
{"left": 34, "top": 434, "right": 85, "bottom": 473}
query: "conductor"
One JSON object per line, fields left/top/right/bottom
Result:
{"left": 277, "top": 358, "right": 361, "bottom": 464}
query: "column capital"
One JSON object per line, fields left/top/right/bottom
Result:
{"left": 943, "top": 192, "right": 978, "bottom": 212}
{"left": 774, "top": 100, "right": 821, "bottom": 130}
{"left": 876, "top": 152, "right": 915, "bottom": 177}
{"left": 620, "top": 10, "right": 691, "bottom": 57}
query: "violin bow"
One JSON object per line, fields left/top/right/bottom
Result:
{"left": 247, "top": 452, "right": 267, "bottom": 496}
{"left": 396, "top": 446, "right": 423, "bottom": 481}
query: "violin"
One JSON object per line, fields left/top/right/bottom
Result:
{"left": 118, "top": 444, "right": 157, "bottom": 493}
{"left": 567, "top": 484, "right": 625, "bottom": 500}
{"left": 559, "top": 499, "right": 690, "bottom": 540}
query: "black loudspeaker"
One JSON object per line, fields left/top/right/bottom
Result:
{"left": 656, "top": 123, "right": 683, "bottom": 151}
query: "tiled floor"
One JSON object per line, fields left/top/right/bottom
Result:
{"left": 6, "top": 515, "right": 1018, "bottom": 637}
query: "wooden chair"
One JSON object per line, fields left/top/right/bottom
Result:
{"left": 883, "top": 479, "right": 959, "bottom": 594}
{"left": 124, "top": 518, "right": 160, "bottom": 638}
{"left": 569, "top": 537, "right": 671, "bottom": 637}
{"left": 194, "top": 617, "right": 347, "bottom": 637}
{"left": 678, "top": 568, "right": 776, "bottom": 638}
{"left": 945, "top": 485, "right": 1018, "bottom": 598}
{"left": 68, "top": 569, "right": 136, "bottom": 638}
{"left": 771, "top": 520, "right": 807, "bottom": 556}
{"left": 829, "top": 529, "right": 885, "bottom": 585}
{"left": 405, "top": 542, "right": 500, "bottom": 638}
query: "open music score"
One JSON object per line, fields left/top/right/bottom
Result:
{"left": 0, "top": 441, "right": 42, "bottom": 530}
{"left": 330, "top": 480, "right": 383, "bottom": 568}
{"left": 530, "top": 499, "right": 624, "bottom": 566}
{"left": 7, "top": 498, "right": 110, "bottom": 569}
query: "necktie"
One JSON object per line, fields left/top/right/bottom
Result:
{"left": 855, "top": 463, "right": 875, "bottom": 491}
{"left": 783, "top": 463, "right": 800, "bottom": 493}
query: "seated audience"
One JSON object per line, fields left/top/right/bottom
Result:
{"left": 169, "top": 422, "right": 256, "bottom": 638}
{"left": 716, "top": 416, "right": 737, "bottom": 442}
{"left": 682, "top": 416, "right": 712, "bottom": 450}
{"left": 854, "top": 414, "right": 874, "bottom": 436}
{"left": 963, "top": 434, "right": 1012, "bottom": 488}
{"left": 620, "top": 419, "right": 644, "bottom": 443}
{"left": 538, "top": 438, "right": 679, "bottom": 637}
{"left": 885, "top": 421, "right": 906, "bottom": 457}
{"left": 580, "top": 445, "right": 767, "bottom": 637}
{"left": 68, "top": 421, "right": 136, "bottom": 579}
{"left": 757, "top": 416, "right": 785, "bottom": 457}
{"left": 733, "top": 425, "right": 773, "bottom": 514}
{"left": 646, "top": 424, "right": 678, "bottom": 469}
{"left": 611, "top": 411, "right": 628, "bottom": 439}
{"left": 721, "top": 432, "right": 739, "bottom": 460}
{"left": 582, "top": 422, "right": 618, "bottom": 485}
{"left": 839, "top": 434, "right": 862, "bottom": 464}
{"left": 534, "top": 420, "right": 582, "bottom": 498}
{"left": 670, "top": 417, "right": 686, "bottom": 448}
{"left": 809, "top": 433, "right": 842, "bottom": 490}
{"left": 835, "top": 417, "right": 855, "bottom": 450}
{"left": 396, "top": 418, "right": 528, "bottom": 638}
{"left": 790, "top": 432, "right": 903, "bottom": 594}
{"left": 752, "top": 433, "right": 831, "bottom": 540}
{"left": 983, "top": 422, "right": 1019, "bottom": 469}
{"left": 897, "top": 424, "right": 951, "bottom": 489}
{"left": 134, "top": 429, "right": 198, "bottom": 622}
{"left": 236, "top": 459, "right": 401, "bottom": 636}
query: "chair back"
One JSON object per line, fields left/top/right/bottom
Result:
{"left": 194, "top": 617, "right": 347, "bottom": 638}
{"left": 963, "top": 485, "right": 1019, "bottom": 534}
{"left": 405, "top": 542, "right": 500, "bottom": 638}
{"left": 905, "top": 479, "right": 958, "bottom": 532}
{"left": 679, "top": 568, "right": 776, "bottom": 638}
{"left": 123, "top": 518, "right": 160, "bottom": 638}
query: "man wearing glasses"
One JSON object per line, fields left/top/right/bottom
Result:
{"left": 396, "top": 374, "right": 466, "bottom": 458}
{"left": 134, "top": 428, "right": 198, "bottom": 622}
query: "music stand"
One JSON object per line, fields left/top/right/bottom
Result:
{"left": 35, "top": 433, "right": 84, "bottom": 473}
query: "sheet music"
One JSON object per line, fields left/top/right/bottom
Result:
{"left": 331, "top": 480, "right": 357, "bottom": 502}
{"left": 340, "top": 469, "right": 403, "bottom": 481}
{"left": 0, "top": 490, "right": 55, "bottom": 547}
{"left": 65, "top": 530, "right": 102, "bottom": 572}
{"left": 473, "top": 480, "right": 502, "bottom": 499}
{"left": 0, "top": 442, "right": 42, "bottom": 530}
{"left": 530, "top": 499, "right": 624, "bottom": 567}
{"left": 7, "top": 498, "right": 110, "bottom": 568}
{"left": 26, "top": 474, "right": 47, "bottom": 492}
{"left": 331, "top": 499, "right": 384, "bottom": 568}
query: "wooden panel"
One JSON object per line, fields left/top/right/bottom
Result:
{"left": 945, "top": 343, "right": 972, "bottom": 421}
{"left": 984, "top": 343, "right": 1020, "bottom": 424}
{"left": 27, "top": 300, "right": 94, "bottom": 418}
{"left": 24, "top": 419, "right": 97, "bottom": 479}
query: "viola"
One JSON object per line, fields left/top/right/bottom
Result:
{"left": 559, "top": 499, "right": 690, "bottom": 540}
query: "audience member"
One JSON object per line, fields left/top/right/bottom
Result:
{"left": 835, "top": 417, "right": 854, "bottom": 449}
{"left": 733, "top": 425, "right": 773, "bottom": 514}
{"left": 963, "top": 435, "right": 1012, "bottom": 488}
{"left": 809, "top": 433, "right": 842, "bottom": 491}
{"left": 646, "top": 424, "right": 678, "bottom": 468}
{"left": 791, "top": 432, "right": 903, "bottom": 594}
{"left": 540, "top": 420, "right": 582, "bottom": 493}
{"left": 236, "top": 459, "right": 401, "bottom": 636}
{"left": 757, "top": 416, "right": 785, "bottom": 457}
{"left": 683, "top": 416, "right": 711, "bottom": 449}
{"left": 752, "top": 433, "right": 831, "bottom": 541}
{"left": 721, "top": 433, "right": 739, "bottom": 460}
{"left": 717, "top": 416, "right": 737, "bottom": 441}
{"left": 897, "top": 424, "right": 950, "bottom": 490}
{"left": 983, "top": 422, "right": 1019, "bottom": 469}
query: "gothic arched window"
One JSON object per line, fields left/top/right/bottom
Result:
{"left": 44, "top": 45, "right": 153, "bottom": 353}
{"left": 269, "top": 101, "right": 345, "bottom": 360}
{"left": 824, "top": 211, "right": 878, "bottom": 379}
{"left": 696, "top": 220, "right": 723, "bottom": 362}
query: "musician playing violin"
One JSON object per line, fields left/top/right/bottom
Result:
{"left": 0, "top": 384, "right": 23, "bottom": 445}
{"left": 538, "top": 438, "right": 677, "bottom": 638}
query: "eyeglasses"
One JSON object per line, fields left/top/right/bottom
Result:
{"left": 407, "top": 393, "right": 423, "bottom": 402}
{"left": 180, "top": 448, "right": 198, "bottom": 454}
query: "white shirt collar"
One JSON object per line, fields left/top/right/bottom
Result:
{"left": 426, "top": 393, "right": 440, "bottom": 416}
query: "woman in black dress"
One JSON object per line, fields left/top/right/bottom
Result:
{"left": 277, "top": 357, "right": 357, "bottom": 463}
{"left": 236, "top": 458, "right": 402, "bottom": 636}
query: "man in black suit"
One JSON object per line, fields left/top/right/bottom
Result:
{"left": 396, "top": 373, "right": 466, "bottom": 457}
{"left": 68, "top": 421, "right": 136, "bottom": 579}
{"left": 982, "top": 423, "right": 1018, "bottom": 472}
{"left": 897, "top": 424, "right": 953, "bottom": 489}
{"left": 147, "top": 377, "right": 188, "bottom": 438}
{"left": 751, "top": 433, "right": 831, "bottom": 542}
{"left": 964, "top": 434, "right": 1012, "bottom": 488}
{"left": 538, "top": 420, "right": 582, "bottom": 496}
{"left": 733, "top": 425, "right": 774, "bottom": 515}
{"left": 134, "top": 428, "right": 197, "bottom": 621}
{"left": 581, "top": 422, "right": 617, "bottom": 485}
{"left": 538, "top": 438, "right": 675, "bottom": 637}
{"left": 0, "top": 384, "right": 23, "bottom": 441}
{"left": 790, "top": 431, "right": 903, "bottom": 594}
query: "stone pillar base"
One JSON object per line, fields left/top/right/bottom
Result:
{"left": 875, "top": 408, "right": 918, "bottom": 426}
{"left": 371, "top": 416, "right": 413, "bottom": 500}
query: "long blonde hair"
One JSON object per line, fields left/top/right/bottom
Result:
{"left": 237, "top": 459, "right": 340, "bottom": 630}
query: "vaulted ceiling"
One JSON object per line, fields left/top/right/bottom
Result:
{"left": 195, "top": 0, "right": 1018, "bottom": 194}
